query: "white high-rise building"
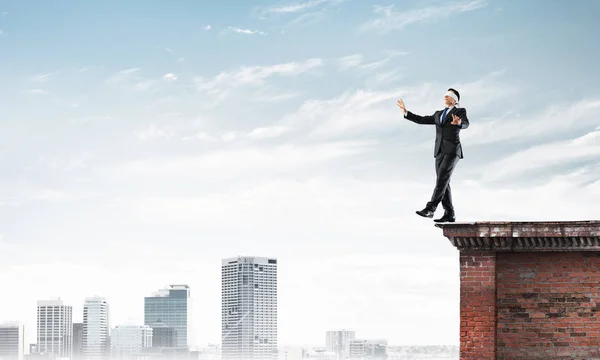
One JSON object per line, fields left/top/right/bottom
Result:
{"left": 36, "top": 299, "right": 73, "bottom": 358}
{"left": 111, "top": 325, "right": 152, "bottom": 359}
{"left": 83, "top": 297, "right": 110, "bottom": 360}
{"left": 0, "top": 322, "right": 24, "bottom": 360}
{"left": 326, "top": 330, "right": 355, "bottom": 359}
{"left": 222, "top": 256, "right": 278, "bottom": 360}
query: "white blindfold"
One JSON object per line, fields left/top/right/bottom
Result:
{"left": 445, "top": 91, "right": 459, "bottom": 104}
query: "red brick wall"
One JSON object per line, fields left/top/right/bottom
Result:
{"left": 496, "top": 251, "right": 600, "bottom": 359}
{"left": 460, "top": 251, "right": 496, "bottom": 360}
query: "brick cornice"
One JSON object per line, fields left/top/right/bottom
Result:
{"left": 436, "top": 220, "right": 600, "bottom": 252}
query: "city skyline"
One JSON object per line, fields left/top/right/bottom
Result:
{"left": 1, "top": 0, "right": 600, "bottom": 350}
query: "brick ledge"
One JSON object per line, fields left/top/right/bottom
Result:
{"left": 436, "top": 220, "right": 600, "bottom": 252}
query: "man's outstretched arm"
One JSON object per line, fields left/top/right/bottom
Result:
{"left": 404, "top": 110, "right": 436, "bottom": 125}
{"left": 397, "top": 99, "right": 435, "bottom": 125}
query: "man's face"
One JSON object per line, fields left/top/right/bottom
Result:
{"left": 444, "top": 94, "right": 456, "bottom": 107}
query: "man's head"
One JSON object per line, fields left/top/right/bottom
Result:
{"left": 444, "top": 88, "right": 460, "bottom": 107}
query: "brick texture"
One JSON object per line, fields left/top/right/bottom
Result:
{"left": 459, "top": 251, "right": 496, "bottom": 360}
{"left": 496, "top": 251, "right": 600, "bottom": 359}
{"left": 440, "top": 221, "right": 600, "bottom": 359}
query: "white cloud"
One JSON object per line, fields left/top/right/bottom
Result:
{"left": 481, "top": 130, "right": 600, "bottom": 182}
{"left": 68, "top": 115, "right": 114, "bottom": 124}
{"left": 360, "top": 0, "right": 488, "bottom": 33}
{"left": 228, "top": 26, "right": 267, "bottom": 35}
{"left": 258, "top": 0, "right": 344, "bottom": 27}
{"left": 31, "top": 72, "right": 57, "bottom": 82}
{"left": 252, "top": 91, "right": 300, "bottom": 102}
{"left": 461, "top": 97, "right": 600, "bottom": 146}
{"left": 336, "top": 50, "right": 407, "bottom": 71}
{"left": 104, "top": 140, "right": 376, "bottom": 183}
{"left": 135, "top": 124, "right": 173, "bottom": 142}
{"left": 193, "top": 58, "right": 322, "bottom": 101}
{"left": 266, "top": 71, "right": 511, "bottom": 141}
{"left": 38, "top": 153, "right": 92, "bottom": 171}
{"left": 22, "top": 89, "right": 48, "bottom": 95}
{"left": 246, "top": 125, "right": 293, "bottom": 139}
{"left": 182, "top": 131, "right": 219, "bottom": 142}
{"left": 203, "top": 25, "right": 212, "bottom": 30}
{"left": 265, "top": 0, "right": 343, "bottom": 14}
{"left": 163, "top": 73, "right": 178, "bottom": 81}
{"left": 106, "top": 68, "right": 157, "bottom": 92}
{"left": 337, "top": 54, "right": 364, "bottom": 70}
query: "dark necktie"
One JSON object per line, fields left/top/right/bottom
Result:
{"left": 441, "top": 108, "right": 448, "bottom": 125}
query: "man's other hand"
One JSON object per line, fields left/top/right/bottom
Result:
{"left": 451, "top": 114, "right": 461, "bottom": 125}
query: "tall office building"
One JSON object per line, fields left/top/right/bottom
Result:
{"left": 148, "top": 322, "right": 176, "bottom": 348}
{"left": 0, "top": 322, "right": 24, "bottom": 360}
{"left": 144, "top": 285, "right": 190, "bottom": 349}
{"left": 36, "top": 299, "right": 73, "bottom": 358}
{"left": 326, "top": 330, "right": 355, "bottom": 359}
{"left": 110, "top": 325, "right": 152, "bottom": 359}
{"left": 73, "top": 323, "right": 84, "bottom": 360}
{"left": 83, "top": 297, "right": 110, "bottom": 360}
{"left": 221, "top": 256, "right": 278, "bottom": 360}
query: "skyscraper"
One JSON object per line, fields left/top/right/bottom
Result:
{"left": 326, "top": 330, "right": 355, "bottom": 359}
{"left": 73, "top": 323, "right": 84, "bottom": 360}
{"left": 83, "top": 297, "right": 110, "bottom": 360}
{"left": 221, "top": 256, "right": 277, "bottom": 360}
{"left": 148, "top": 323, "right": 176, "bottom": 348}
{"left": 0, "top": 322, "right": 24, "bottom": 360}
{"left": 144, "top": 285, "right": 190, "bottom": 349}
{"left": 36, "top": 299, "right": 73, "bottom": 358}
{"left": 110, "top": 325, "right": 152, "bottom": 359}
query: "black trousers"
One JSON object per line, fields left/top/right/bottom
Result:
{"left": 426, "top": 153, "right": 459, "bottom": 212}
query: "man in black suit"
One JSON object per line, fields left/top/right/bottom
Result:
{"left": 397, "top": 88, "right": 469, "bottom": 222}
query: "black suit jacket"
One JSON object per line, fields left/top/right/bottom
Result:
{"left": 404, "top": 107, "right": 469, "bottom": 158}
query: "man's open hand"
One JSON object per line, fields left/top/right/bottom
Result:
{"left": 451, "top": 114, "right": 461, "bottom": 125}
{"left": 397, "top": 99, "right": 406, "bottom": 113}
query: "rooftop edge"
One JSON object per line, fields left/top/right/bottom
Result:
{"left": 435, "top": 220, "right": 600, "bottom": 252}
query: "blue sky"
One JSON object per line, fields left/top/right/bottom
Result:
{"left": 1, "top": 0, "right": 600, "bottom": 349}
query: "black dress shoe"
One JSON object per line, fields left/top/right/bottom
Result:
{"left": 434, "top": 212, "right": 456, "bottom": 222}
{"left": 416, "top": 208, "right": 435, "bottom": 218}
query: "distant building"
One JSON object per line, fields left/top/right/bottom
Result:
{"left": 73, "top": 323, "right": 84, "bottom": 360}
{"left": 83, "top": 297, "right": 110, "bottom": 360}
{"left": 277, "top": 346, "right": 302, "bottom": 360}
{"left": 302, "top": 347, "right": 337, "bottom": 360}
{"left": 221, "top": 256, "right": 278, "bottom": 360}
{"left": 197, "top": 344, "right": 220, "bottom": 360}
{"left": 344, "top": 340, "right": 387, "bottom": 360}
{"left": 148, "top": 324, "right": 176, "bottom": 349}
{"left": 144, "top": 285, "right": 190, "bottom": 349}
{"left": 326, "top": 330, "right": 355, "bottom": 359}
{"left": 36, "top": 299, "right": 73, "bottom": 358}
{"left": 0, "top": 322, "right": 25, "bottom": 360}
{"left": 111, "top": 325, "right": 152, "bottom": 359}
